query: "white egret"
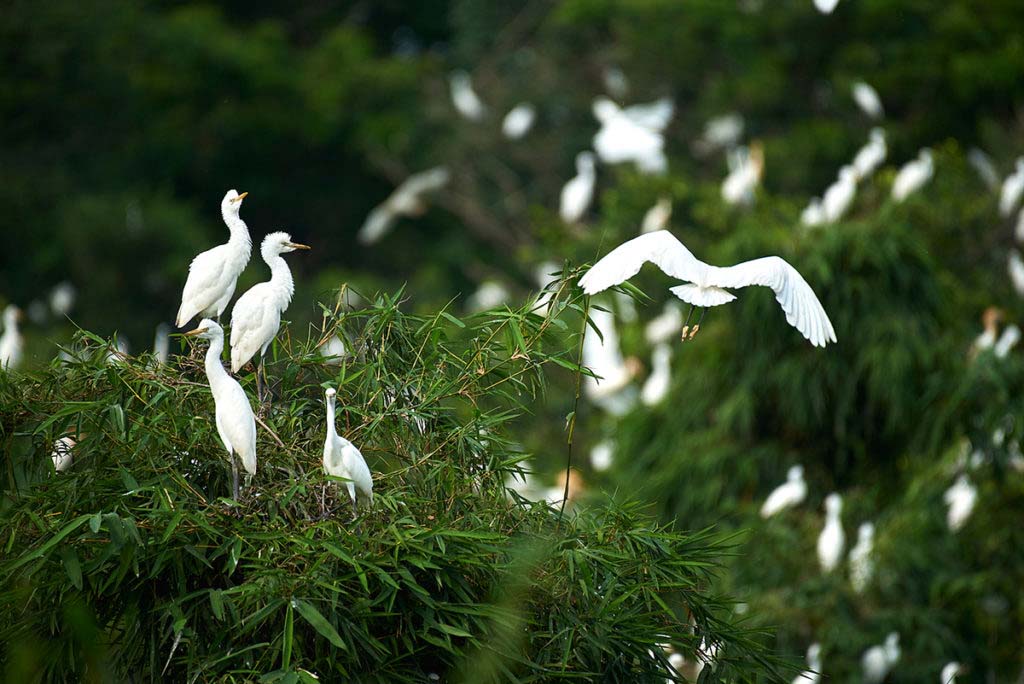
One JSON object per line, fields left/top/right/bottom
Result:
{"left": 852, "top": 81, "right": 884, "bottom": 119}
{"left": 941, "top": 662, "right": 964, "bottom": 684}
{"left": 644, "top": 301, "right": 685, "bottom": 345}
{"left": 449, "top": 70, "right": 485, "bottom": 121}
{"left": 892, "top": 148, "right": 934, "bottom": 202}
{"left": 814, "top": 0, "right": 840, "bottom": 14}
{"left": 533, "top": 260, "right": 562, "bottom": 316}
{"left": 641, "top": 197, "right": 672, "bottom": 234}
{"left": 760, "top": 465, "right": 807, "bottom": 518}
{"left": 542, "top": 468, "right": 586, "bottom": 508}
{"left": 184, "top": 319, "right": 257, "bottom": 500}
{"left": 721, "top": 143, "right": 764, "bottom": 207}
{"left": 968, "top": 148, "right": 999, "bottom": 190}
{"left": 358, "top": 167, "right": 450, "bottom": 245}
{"left": 999, "top": 158, "right": 1024, "bottom": 217}
{"left": 322, "top": 387, "right": 373, "bottom": 516}
{"left": 175, "top": 190, "right": 251, "bottom": 328}
{"left": 995, "top": 324, "right": 1021, "bottom": 358}
{"left": 853, "top": 128, "right": 887, "bottom": 180}
{"left": 944, "top": 474, "right": 977, "bottom": 532}
{"left": 971, "top": 306, "right": 1002, "bottom": 353}
{"left": 153, "top": 323, "right": 170, "bottom": 365}
{"left": 229, "top": 232, "right": 310, "bottom": 401}
{"left": 319, "top": 335, "right": 347, "bottom": 365}
{"left": 861, "top": 633, "right": 901, "bottom": 684}
{"left": 602, "top": 66, "right": 629, "bottom": 98}
{"left": 0, "top": 305, "right": 24, "bottom": 370}
{"left": 801, "top": 197, "right": 827, "bottom": 228}
{"left": 589, "top": 439, "right": 614, "bottom": 472}
{"left": 823, "top": 165, "right": 858, "bottom": 223}
{"left": 49, "top": 282, "right": 76, "bottom": 317}
{"left": 502, "top": 102, "right": 536, "bottom": 139}
{"left": 792, "top": 643, "right": 822, "bottom": 684}
{"left": 467, "top": 280, "right": 511, "bottom": 313}
{"left": 640, "top": 343, "right": 672, "bottom": 406}
{"left": 582, "top": 307, "right": 641, "bottom": 414}
{"left": 578, "top": 231, "right": 836, "bottom": 347}
{"left": 695, "top": 113, "right": 744, "bottom": 155}
{"left": 848, "top": 521, "right": 875, "bottom": 593}
{"left": 817, "top": 492, "right": 845, "bottom": 573}
{"left": 592, "top": 97, "right": 672, "bottom": 174}
{"left": 51, "top": 436, "right": 75, "bottom": 473}
{"left": 559, "top": 152, "right": 597, "bottom": 224}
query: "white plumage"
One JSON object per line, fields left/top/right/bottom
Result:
{"left": 861, "top": 633, "right": 901, "bottom": 684}
{"left": 817, "top": 492, "right": 845, "bottom": 573}
{"left": 760, "top": 465, "right": 807, "bottom": 518}
{"left": 358, "top": 167, "right": 450, "bottom": 245}
{"left": 852, "top": 81, "right": 884, "bottom": 119}
{"left": 848, "top": 521, "right": 875, "bottom": 593}
{"left": 185, "top": 319, "right": 257, "bottom": 500}
{"left": 696, "top": 113, "right": 744, "bottom": 155}
{"left": 49, "top": 281, "right": 76, "bottom": 317}
{"left": 467, "top": 280, "right": 511, "bottom": 313}
{"left": 641, "top": 197, "right": 673, "bottom": 234}
{"left": 640, "top": 343, "right": 673, "bottom": 406}
{"left": 814, "top": 0, "right": 840, "bottom": 15}
{"left": 578, "top": 231, "right": 836, "bottom": 347}
{"left": 944, "top": 474, "right": 977, "bottom": 532}
{"left": 502, "top": 102, "right": 536, "bottom": 139}
{"left": 176, "top": 190, "right": 251, "bottom": 328}
{"left": 644, "top": 301, "right": 684, "bottom": 345}
{"left": 592, "top": 97, "right": 672, "bottom": 174}
{"left": 153, "top": 323, "right": 170, "bottom": 365}
{"left": 449, "top": 70, "right": 485, "bottom": 121}
{"left": 51, "top": 436, "right": 75, "bottom": 473}
{"left": 0, "top": 305, "right": 24, "bottom": 370}
{"left": 968, "top": 147, "right": 999, "bottom": 191}
{"left": 560, "top": 152, "right": 597, "bottom": 224}
{"left": 999, "top": 158, "right": 1024, "bottom": 217}
{"left": 801, "top": 197, "right": 826, "bottom": 228}
{"left": 589, "top": 439, "right": 614, "bottom": 472}
{"left": 892, "top": 148, "right": 934, "bottom": 202}
{"left": 791, "top": 642, "right": 822, "bottom": 684}
{"left": 721, "top": 144, "right": 764, "bottom": 207}
{"left": 853, "top": 128, "right": 887, "bottom": 180}
{"left": 323, "top": 387, "right": 373, "bottom": 513}
{"left": 823, "top": 165, "right": 858, "bottom": 223}
{"left": 582, "top": 307, "right": 639, "bottom": 413}
{"left": 995, "top": 324, "right": 1021, "bottom": 358}
{"left": 940, "top": 662, "right": 964, "bottom": 684}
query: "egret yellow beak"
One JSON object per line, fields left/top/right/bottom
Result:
{"left": 183, "top": 327, "right": 208, "bottom": 337}
{"left": 231, "top": 192, "right": 248, "bottom": 203}
{"left": 287, "top": 242, "right": 311, "bottom": 250}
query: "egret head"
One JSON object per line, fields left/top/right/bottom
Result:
{"left": 261, "top": 231, "right": 311, "bottom": 259}
{"left": 222, "top": 189, "right": 248, "bottom": 214}
{"left": 858, "top": 522, "right": 874, "bottom": 541}
{"left": 807, "top": 642, "right": 821, "bottom": 664}
{"left": 3, "top": 305, "right": 22, "bottom": 325}
{"left": 787, "top": 464, "right": 804, "bottom": 481}
{"left": 183, "top": 318, "right": 223, "bottom": 341}
{"left": 591, "top": 97, "right": 619, "bottom": 123}
{"left": 919, "top": 148, "right": 933, "bottom": 163}
{"left": 576, "top": 151, "right": 596, "bottom": 172}
{"left": 884, "top": 632, "right": 900, "bottom": 660}
{"left": 325, "top": 387, "right": 337, "bottom": 400}
{"left": 824, "top": 492, "right": 842, "bottom": 515}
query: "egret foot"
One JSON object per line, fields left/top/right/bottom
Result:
{"left": 688, "top": 324, "right": 701, "bottom": 340}
{"left": 680, "top": 325, "right": 690, "bottom": 341}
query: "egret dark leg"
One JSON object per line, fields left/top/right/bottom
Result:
{"left": 351, "top": 494, "right": 358, "bottom": 520}
{"left": 680, "top": 305, "right": 695, "bottom": 341}
{"left": 231, "top": 455, "right": 240, "bottom": 501}
{"left": 259, "top": 355, "right": 270, "bottom": 404}
{"left": 689, "top": 308, "right": 708, "bottom": 340}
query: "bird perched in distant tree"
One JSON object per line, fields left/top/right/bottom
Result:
{"left": 230, "top": 232, "right": 310, "bottom": 402}
{"left": 817, "top": 492, "right": 845, "bottom": 572}
{"left": 176, "top": 190, "right": 251, "bottom": 328}
{"left": 592, "top": 96, "right": 673, "bottom": 174}
{"left": 848, "top": 521, "right": 875, "bottom": 593}
{"left": 640, "top": 343, "right": 672, "bottom": 406}
{"left": 940, "top": 662, "right": 965, "bottom": 684}
{"left": 641, "top": 197, "right": 672, "bottom": 234}
{"left": 578, "top": 231, "right": 836, "bottom": 347}
{"left": 0, "top": 305, "right": 24, "bottom": 370}
{"left": 449, "top": 70, "right": 485, "bottom": 121}
{"left": 861, "top": 633, "right": 900, "bottom": 684}
{"left": 853, "top": 128, "right": 887, "bottom": 180}
{"left": 502, "top": 102, "right": 536, "bottom": 139}
{"left": 851, "top": 81, "right": 884, "bottom": 119}
{"left": 322, "top": 387, "right": 373, "bottom": 517}
{"left": 823, "top": 165, "right": 858, "bottom": 223}
{"left": 721, "top": 143, "right": 764, "bottom": 207}
{"left": 358, "top": 167, "right": 450, "bottom": 245}
{"left": 792, "top": 643, "right": 822, "bottom": 684}
{"left": 999, "top": 158, "right": 1024, "bottom": 217}
{"left": 944, "top": 474, "right": 977, "bottom": 532}
{"left": 184, "top": 319, "right": 257, "bottom": 501}
{"left": 761, "top": 465, "right": 807, "bottom": 518}
{"left": 892, "top": 149, "right": 934, "bottom": 202}
{"left": 560, "top": 152, "right": 596, "bottom": 224}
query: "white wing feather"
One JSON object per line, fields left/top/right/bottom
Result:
{"left": 217, "top": 380, "right": 257, "bottom": 475}
{"left": 578, "top": 231, "right": 703, "bottom": 294}
{"left": 622, "top": 97, "right": 674, "bottom": 131}
{"left": 230, "top": 284, "right": 281, "bottom": 372}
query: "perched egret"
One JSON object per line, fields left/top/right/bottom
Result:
{"left": 502, "top": 102, "right": 536, "bottom": 139}
{"left": 184, "top": 319, "right": 257, "bottom": 500}
{"left": 229, "top": 232, "right": 310, "bottom": 401}
{"left": 49, "top": 281, "right": 76, "bottom": 317}
{"left": 644, "top": 301, "right": 685, "bottom": 345}
{"left": 582, "top": 307, "right": 641, "bottom": 414}
{"left": 813, "top": 0, "right": 840, "bottom": 14}
{"left": 817, "top": 492, "right": 845, "bottom": 573}
{"left": 322, "top": 387, "right": 373, "bottom": 516}
{"left": 848, "top": 521, "right": 875, "bottom": 593}
{"left": 176, "top": 190, "right": 251, "bottom": 328}
{"left": 589, "top": 439, "right": 614, "bottom": 472}
{"left": 852, "top": 81, "right": 884, "bottom": 119}
{"left": 153, "top": 323, "right": 170, "bottom": 365}
{"left": 968, "top": 148, "right": 999, "bottom": 190}
{"left": 640, "top": 343, "right": 672, "bottom": 406}
{"left": 559, "top": 152, "right": 597, "bottom": 224}
{"left": 801, "top": 197, "right": 827, "bottom": 228}
{"left": 940, "top": 662, "right": 964, "bottom": 684}
{"left": 0, "top": 305, "right": 24, "bottom": 370}
{"left": 449, "top": 70, "right": 485, "bottom": 121}
{"left": 578, "top": 231, "right": 836, "bottom": 347}
{"left": 892, "top": 149, "right": 934, "bottom": 202}
{"left": 466, "top": 280, "right": 511, "bottom": 312}
{"left": 695, "top": 113, "right": 744, "bottom": 155}
{"left": 995, "top": 324, "right": 1021, "bottom": 358}
{"left": 944, "top": 474, "right": 977, "bottom": 532}
{"left": 823, "top": 165, "right": 858, "bottom": 223}
{"left": 602, "top": 66, "right": 629, "bottom": 98}
{"left": 861, "top": 633, "right": 901, "bottom": 684}
{"left": 533, "top": 260, "right": 562, "bottom": 316}
{"left": 641, "top": 197, "right": 673, "bottom": 234}
{"left": 760, "top": 465, "right": 807, "bottom": 518}
{"left": 792, "top": 643, "right": 822, "bottom": 684}
{"left": 721, "top": 143, "right": 764, "bottom": 207}
{"left": 999, "top": 158, "right": 1024, "bottom": 217}
{"left": 973, "top": 306, "right": 1002, "bottom": 352}
{"left": 853, "top": 128, "right": 887, "bottom": 180}
{"left": 358, "top": 167, "right": 450, "bottom": 245}
{"left": 592, "top": 97, "right": 672, "bottom": 174}
{"left": 318, "top": 335, "right": 347, "bottom": 365}
{"left": 51, "top": 436, "right": 75, "bottom": 473}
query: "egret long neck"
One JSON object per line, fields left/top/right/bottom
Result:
{"left": 266, "top": 254, "right": 295, "bottom": 309}
{"left": 325, "top": 397, "right": 338, "bottom": 439}
{"left": 222, "top": 209, "right": 252, "bottom": 259}
{"left": 203, "top": 335, "right": 232, "bottom": 391}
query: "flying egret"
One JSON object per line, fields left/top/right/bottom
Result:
{"left": 995, "top": 324, "right": 1021, "bottom": 358}
{"left": 502, "top": 102, "right": 536, "bottom": 139}
{"left": 184, "top": 319, "right": 257, "bottom": 501}
{"left": 892, "top": 149, "right": 934, "bottom": 202}
{"left": 848, "top": 521, "right": 875, "bottom": 593}
{"left": 853, "top": 128, "right": 887, "bottom": 180}
{"left": 999, "top": 158, "right": 1024, "bottom": 217}
{"left": 449, "top": 70, "right": 485, "bottom": 121}
{"left": 641, "top": 197, "right": 672, "bottom": 234}
{"left": 322, "top": 387, "right": 373, "bottom": 517}
{"left": 51, "top": 436, "right": 75, "bottom": 473}
{"left": 940, "top": 662, "right": 964, "bottom": 684}
{"left": 823, "top": 165, "right": 858, "bottom": 223}
{"left": 814, "top": 0, "right": 840, "bottom": 14}
{"left": 862, "top": 633, "right": 901, "bottom": 684}
{"left": 801, "top": 197, "right": 826, "bottom": 228}
{"left": 695, "top": 113, "right": 744, "bottom": 156}
{"left": 153, "top": 323, "right": 170, "bottom": 365}
{"left": 0, "top": 305, "right": 24, "bottom": 370}
{"left": 560, "top": 152, "right": 597, "bottom": 224}
{"left": 760, "top": 465, "right": 807, "bottom": 518}
{"left": 721, "top": 143, "right": 764, "bottom": 207}
{"left": 589, "top": 439, "right": 614, "bottom": 472}
{"left": 592, "top": 97, "right": 673, "bottom": 174}
{"left": 852, "top": 81, "right": 884, "bottom": 119}
{"left": 49, "top": 282, "right": 76, "bottom": 317}
{"left": 944, "top": 474, "right": 977, "bottom": 532}
{"left": 792, "top": 643, "right": 822, "bottom": 684}
{"left": 644, "top": 301, "right": 685, "bottom": 345}
{"left": 968, "top": 148, "right": 999, "bottom": 191}
{"left": 358, "top": 167, "right": 450, "bottom": 245}
{"left": 229, "top": 232, "right": 310, "bottom": 402}
{"left": 640, "top": 343, "right": 672, "bottom": 406}
{"left": 817, "top": 492, "right": 845, "bottom": 573}
{"left": 578, "top": 231, "right": 836, "bottom": 347}
{"left": 176, "top": 190, "right": 251, "bottom": 328}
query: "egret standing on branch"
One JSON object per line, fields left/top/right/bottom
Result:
{"left": 176, "top": 190, "right": 251, "bottom": 328}
{"left": 578, "top": 231, "right": 836, "bottom": 346}
{"left": 560, "top": 152, "right": 596, "bottom": 224}
{"left": 230, "top": 232, "right": 310, "bottom": 402}
{"left": 184, "top": 319, "right": 257, "bottom": 501}
{"left": 0, "top": 305, "right": 24, "bottom": 370}
{"left": 323, "top": 387, "right": 373, "bottom": 517}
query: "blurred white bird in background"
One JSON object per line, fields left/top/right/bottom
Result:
{"left": 318, "top": 335, "right": 347, "bottom": 365}
{"left": 971, "top": 306, "right": 1003, "bottom": 353}
{"left": 817, "top": 492, "right": 845, "bottom": 572}
{"left": 533, "top": 260, "right": 561, "bottom": 316}
{"left": 944, "top": 474, "right": 977, "bottom": 532}
{"left": 592, "top": 96, "right": 673, "bottom": 174}
{"left": 153, "top": 323, "right": 170, "bottom": 365}
{"left": 852, "top": 81, "right": 884, "bottom": 119}
{"left": 644, "top": 301, "right": 685, "bottom": 345}
{"left": 641, "top": 197, "right": 673, "bottom": 234}
{"left": 695, "top": 112, "right": 744, "bottom": 156}
{"left": 940, "top": 662, "right": 965, "bottom": 684}
{"left": 853, "top": 128, "right": 887, "bottom": 180}
{"left": 0, "top": 305, "right": 24, "bottom": 370}
{"left": 892, "top": 148, "right": 934, "bottom": 202}
{"left": 579, "top": 231, "right": 836, "bottom": 347}
{"left": 801, "top": 197, "right": 826, "bottom": 228}
{"left": 322, "top": 387, "right": 373, "bottom": 516}
{"left": 823, "top": 165, "right": 858, "bottom": 223}
{"left": 560, "top": 151, "right": 597, "bottom": 224}
{"left": 230, "top": 232, "right": 310, "bottom": 401}
{"left": 589, "top": 440, "right": 615, "bottom": 472}
{"left": 999, "top": 158, "right": 1024, "bottom": 217}
{"left": 449, "top": 70, "right": 485, "bottom": 121}
{"left": 176, "top": 190, "right": 251, "bottom": 328}
{"left": 466, "top": 280, "right": 511, "bottom": 312}
{"left": 502, "top": 102, "right": 536, "bottom": 139}
{"left": 602, "top": 66, "right": 629, "bottom": 99}
{"left": 49, "top": 281, "right": 76, "bottom": 318}
{"left": 791, "top": 642, "right": 822, "bottom": 684}
{"left": 848, "top": 521, "right": 875, "bottom": 593}
{"left": 582, "top": 307, "right": 640, "bottom": 414}
{"left": 51, "top": 436, "right": 76, "bottom": 473}
{"left": 184, "top": 319, "right": 257, "bottom": 500}
{"left": 105, "top": 335, "right": 130, "bottom": 366}
{"left": 861, "top": 633, "right": 901, "bottom": 684}
{"left": 358, "top": 167, "right": 450, "bottom": 245}
{"left": 721, "top": 143, "right": 764, "bottom": 207}
{"left": 760, "top": 465, "right": 807, "bottom": 518}
{"left": 640, "top": 343, "right": 673, "bottom": 406}
{"left": 967, "top": 147, "right": 999, "bottom": 191}
{"left": 994, "top": 324, "right": 1021, "bottom": 358}
{"left": 814, "top": 0, "right": 840, "bottom": 15}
